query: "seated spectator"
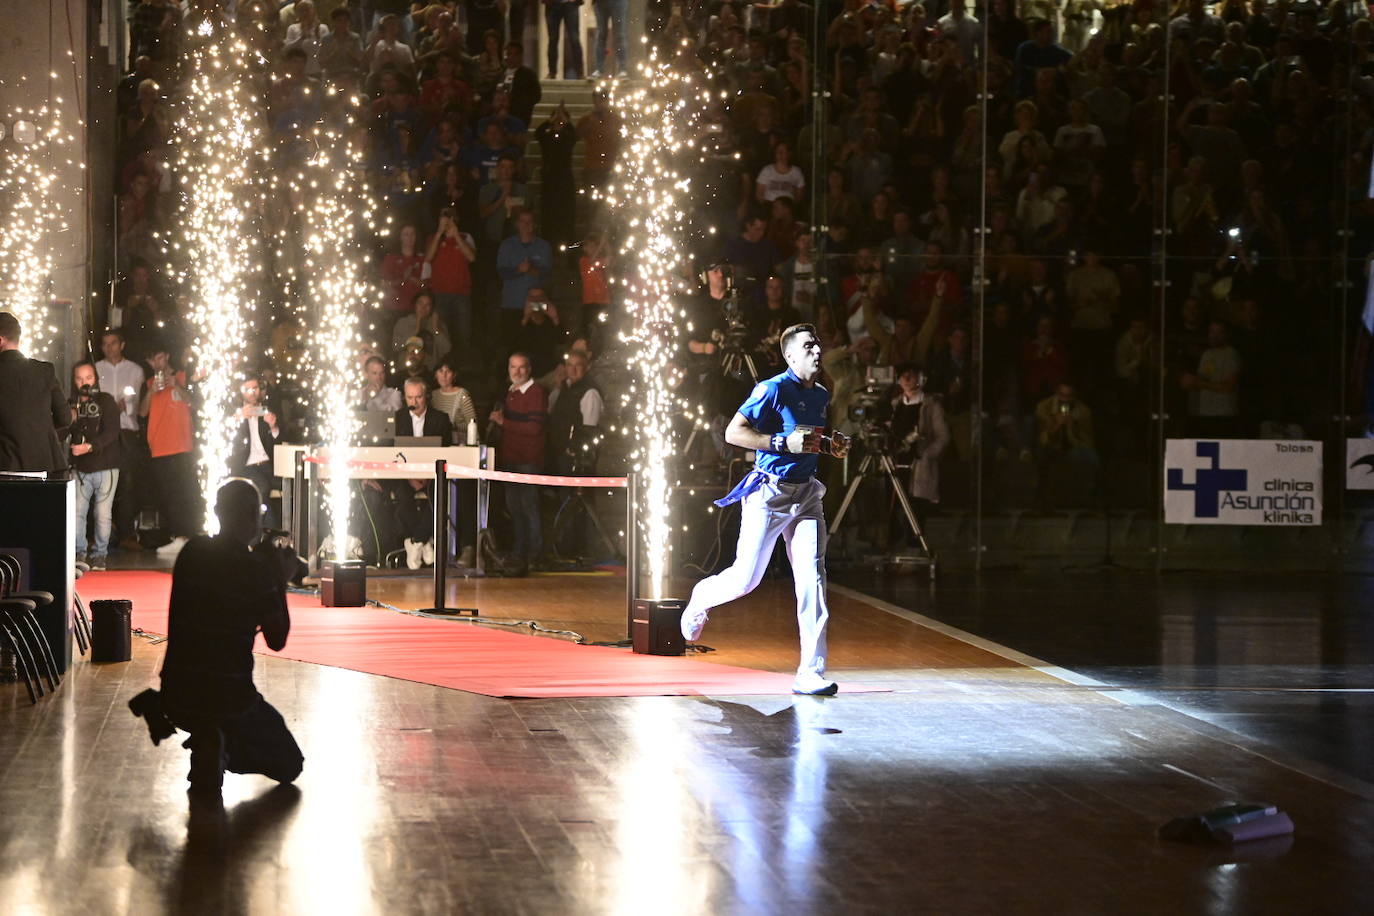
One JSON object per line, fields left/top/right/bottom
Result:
{"left": 1021, "top": 316, "right": 1069, "bottom": 407}
{"left": 755, "top": 140, "right": 806, "bottom": 204}
{"left": 476, "top": 88, "right": 528, "bottom": 146}
{"left": 359, "top": 354, "right": 402, "bottom": 413}
{"left": 391, "top": 290, "right": 452, "bottom": 373}
{"left": 269, "top": 47, "right": 322, "bottom": 129}
{"left": 1035, "top": 382, "right": 1097, "bottom": 507}
{"left": 1012, "top": 19, "right": 1071, "bottom": 98}
{"left": 998, "top": 99, "right": 1053, "bottom": 179}
{"left": 431, "top": 358, "right": 478, "bottom": 430}
{"left": 478, "top": 153, "right": 527, "bottom": 255}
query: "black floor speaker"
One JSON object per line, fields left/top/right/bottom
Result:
{"left": 632, "top": 598, "right": 685, "bottom": 656}
{"left": 321, "top": 561, "right": 367, "bottom": 607}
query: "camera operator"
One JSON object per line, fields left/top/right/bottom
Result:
{"left": 890, "top": 364, "right": 949, "bottom": 528}
{"left": 68, "top": 363, "right": 123, "bottom": 569}
{"left": 143, "top": 479, "right": 304, "bottom": 798}
{"left": 229, "top": 377, "right": 281, "bottom": 528}
{"left": 684, "top": 262, "right": 756, "bottom": 461}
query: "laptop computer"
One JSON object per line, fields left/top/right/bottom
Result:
{"left": 393, "top": 436, "right": 443, "bottom": 448}
{"left": 354, "top": 411, "right": 395, "bottom": 446}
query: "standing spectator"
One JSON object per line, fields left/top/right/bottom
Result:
{"left": 96, "top": 329, "right": 146, "bottom": 551}
{"left": 496, "top": 209, "right": 553, "bottom": 345}
{"left": 489, "top": 351, "right": 548, "bottom": 576}
{"left": 1012, "top": 18, "right": 1072, "bottom": 98}
{"left": 139, "top": 344, "right": 197, "bottom": 556}
{"left": 578, "top": 231, "right": 614, "bottom": 336}
{"left": 424, "top": 209, "right": 478, "bottom": 343}
{"left": 366, "top": 15, "right": 416, "bottom": 85}
{"left": 778, "top": 229, "right": 821, "bottom": 323}
{"left": 882, "top": 209, "right": 925, "bottom": 297}
{"left": 591, "top": 0, "right": 630, "bottom": 77}
{"left": 1064, "top": 250, "right": 1120, "bottom": 387}
{"left": 381, "top": 224, "right": 426, "bottom": 315}
{"left": 319, "top": 7, "right": 365, "bottom": 82}
{"left": 228, "top": 378, "right": 281, "bottom": 528}
{"left": 68, "top": 363, "right": 122, "bottom": 569}
{"left": 937, "top": 0, "right": 983, "bottom": 68}
{"left": 890, "top": 364, "right": 949, "bottom": 527}
{"left": 534, "top": 104, "right": 578, "bottom": 249}
{"left": 419, "top": 52, "right": 474, "bottom": 121}
{"left": 1181, "top": 320, "right": 1241, "bottom": 438}
{"left": 544, "top": 0, "right": 584, "bottom": 80}
{"left": 0, "top": 312, "right": 68, "bottom": 474}
{"left": 576, "top": 91, "right": 621, "bottom": 188}
{"left": 283, "top": 0, "right": 330, "bottom": 77}
{"left": 499, "top": 41, "right": 543, "bottom": 126}
{"left": 928, "top": 325, "right": 974, "bottom": 461}
{"left": 722, "top": 215, "right": 783, "bottom": 309}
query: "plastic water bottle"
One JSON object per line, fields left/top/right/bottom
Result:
{"left": 466, "top": 419, "right": 478, "bottom": 446}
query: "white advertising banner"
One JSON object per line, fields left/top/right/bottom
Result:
{"left": 1346, "top": 439, "right": 1374, "bottom": 491}
{"left": 1164, "top": 439, "right": 1322, "bottom": 526}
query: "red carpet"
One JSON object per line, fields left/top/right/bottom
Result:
{"left": 78, "top": 570, "right": 879, "bottom": 698}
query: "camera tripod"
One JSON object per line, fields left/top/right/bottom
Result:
{"left": 829, "top": 444, "right": 937, "bottom": 580}
{"left": 719, "top": 345, "right": 760, "bottom": 384}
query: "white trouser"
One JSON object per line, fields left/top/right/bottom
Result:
{"left": 685, "top": 476, "right": 829, "bottom": 677}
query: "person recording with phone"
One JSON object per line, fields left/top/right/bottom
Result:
{"left": 68, "top": 362, "right": 123, "bottom": 570}
{"left": 229, "top": 377, "right": 281, "bottom": 528}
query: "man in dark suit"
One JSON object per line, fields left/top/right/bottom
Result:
{"left": 228, "top": 377, "right": 281, "bottom": 527}
{"left": 500, "top": 40, "right": 542, "bottom": 126}
{"left": 0, "top": 311, "right": 69, "bottom": 473}
{"left": 393, "top": 377, "right": 453, "bottom": 568}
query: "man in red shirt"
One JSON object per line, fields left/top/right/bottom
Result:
{"left": 419, "top": 52, "right": 472, "bottom": 121}
{"left": 139, "top": 344, "right": 198, "bottom": 556}
{"left": 487, "top": 351, "right": 546, "bottom": 576}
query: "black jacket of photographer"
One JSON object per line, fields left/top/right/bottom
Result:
{"left": 547, "top": 374, "right": 601, "bottom": 474}
{"left": 0, "top": 349, "right": 69, "bottom": 473}
{"left": 69, "top": 391, "right": 122, "bottom": 473}
{"left": 161, "top": 534, "right": 290, "bottom": 718}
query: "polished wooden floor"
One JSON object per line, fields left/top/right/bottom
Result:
{"left": 2, "top": 572, "right": 1373, "bottom": 914}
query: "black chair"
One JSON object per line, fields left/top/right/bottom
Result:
{"left": 0, "top": 597, "right": 41, "bottom": 703}
{"left": 71, "top": 564, "right": 93, "bottom": 657}
{"left": 0, "top": 555, "right": 61, "bottom": 693}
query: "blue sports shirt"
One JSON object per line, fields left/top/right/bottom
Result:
{"left": 737, "top": 368, "right": 830, "bottom": 481}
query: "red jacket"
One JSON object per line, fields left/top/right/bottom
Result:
{"left": 501, "top": 382, "right": 547, "bottom": 468}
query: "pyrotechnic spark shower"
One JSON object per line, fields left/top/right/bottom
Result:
{"left": 601, "top": 54, "right": 708, "bottom": 599}
{"left": 294, "top": 95, "right": 378, "bottom": 561}
{"left": 171, "top": 17, "right": 268, "bottom": 532}
{"left": 0, "top": 78, "right": 79, "bottom": 361}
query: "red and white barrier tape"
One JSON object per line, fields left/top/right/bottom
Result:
{"left": 303, "top": 454, "right": 627, "bottom": 488}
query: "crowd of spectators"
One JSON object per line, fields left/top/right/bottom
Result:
{"left": 98, "top": 0, "right": 1372, "bottom": 566}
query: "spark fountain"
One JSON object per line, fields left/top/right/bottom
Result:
{"left": 0, "top": 81, "right": 79, "bottom": 361}
{"left": 171, "top": 17, "right": 268, "bottom": 532}
{"left": 293, "top": 94, "right": 378, "bottom": 573}
{"left": 599, "top": 53, "right": 710, "bottom": 651}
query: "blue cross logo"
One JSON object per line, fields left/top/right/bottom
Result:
{"left": 1166, "top": 441, "right": 1247, "bottom": 518}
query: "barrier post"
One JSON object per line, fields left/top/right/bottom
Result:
{"left": 431, "top": 459, "right": 448, "bottom": 611}
{"left": 626, "top": 470, "right": 638, "bottom": 640}
{"left": 292, "top": 450, "right": 305, "bottom": 553}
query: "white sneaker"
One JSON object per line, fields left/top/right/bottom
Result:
{"left": 156, "top": 536, "right": 189, "bottom": 557}
{"left": 680, "top": 606, "right": 708, "bottom": 642}
{"left": 457, "top": 545, "right": 475, "bottom": 568}
{"left": 421, "top": 539, "right": 435, "bottom": 566}
{"left": 403, "top": 538, "right": 424, "bottom": 570}
{"left": 792, "top": 671, "right": 838, "bottom": 696}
